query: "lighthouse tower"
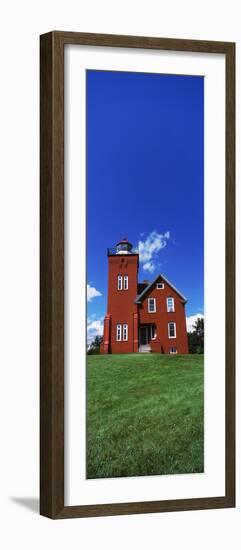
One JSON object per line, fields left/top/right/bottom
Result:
{"left": 101, "top": 238, "right": 139, "bottom": 354}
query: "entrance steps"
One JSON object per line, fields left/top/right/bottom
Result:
{"left": 139, "top": 345, "right": 152, "bottom": 353}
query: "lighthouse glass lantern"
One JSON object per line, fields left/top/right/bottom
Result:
{"left": 116, "top": 238, "right": 133, "bottom": 254}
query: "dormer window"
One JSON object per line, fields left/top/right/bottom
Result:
{"left": 156, "top": 282, "right": 164, "bottom": 289}
{"left": 148, "top": 297, "right": 156, "bottom": 313}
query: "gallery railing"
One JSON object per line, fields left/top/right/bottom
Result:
{"left": 107, "top": 247, "right": 138, "bottom": 256}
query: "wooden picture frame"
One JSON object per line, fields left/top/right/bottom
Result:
{"left": 40, "top": 31, "right": 235, "bottom": 519}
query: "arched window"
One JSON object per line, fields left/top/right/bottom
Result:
{"left": 123, "top": 275, "right": 128, "bottom": 290}
{"left": 117, "top": 275, "right": 122, "bottom": 290}
{"left": 123, "top": 324, "right": 128, "bottom": 341}
{"left": 116, "top": 324, "right": 122, "bottom": 341}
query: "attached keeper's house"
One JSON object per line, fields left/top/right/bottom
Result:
{"left": 100, "top": 238, "right": 189, "bottom": 354}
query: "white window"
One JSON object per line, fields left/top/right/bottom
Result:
{"left": 170, "top": 347, "right": 177, "bottom": 354}
{"left": 123, "top": 324, "right": 128, "bottom": 341}
{"left": 156, "top": 282, "right": 164, "bottom": 289}
{"left": 118, "top": 275, "right": 122, "bottom": 290}
{"left": 116, "top": 324, "right": 122, "bottom": 341}
{"left": 167, "top": 297, "right": 175, "bottom": 312}
{"left": 168, "top": 322, "right": 176, "bottom": 338}
{"left": 148, "top": 297, "right": 156, "bottom": 313}
{"left": 123, "top": 275, "right": 128, "bottom": 290}
{"left": 151, "top": 324, "right": 157, "bottom": 340}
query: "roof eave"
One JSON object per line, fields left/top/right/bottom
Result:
{"left": 134, "top": 273, "right": 188, "bottom": 304}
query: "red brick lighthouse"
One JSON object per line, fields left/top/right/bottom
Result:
{"left": 101, "top": 238, "right": 188, "bottom": 354}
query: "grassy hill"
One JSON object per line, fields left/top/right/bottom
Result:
{"left": 87, "top": 354, "right": 204, "bottom": 479}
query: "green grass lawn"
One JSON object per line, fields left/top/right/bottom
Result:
{"left": 87, "top": 354, "right": 204, "bottom": 479}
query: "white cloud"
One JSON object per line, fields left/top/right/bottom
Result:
{"left": 87, "top": 284, "right": 102, "bottom": 302}
{"left": 87, "top": 313, "right": 96, "bottom": 324}
{"left": 142, "top": 261, "right": 155, "bottom": 273}
{"left": 138, "top": 230, "right": 170, "bottom": 273}
{"left": 186, "top": 313, "right": 204, "bottom": 333}
{"left": 87, "top": 319, "right": 104, "bottom": 345}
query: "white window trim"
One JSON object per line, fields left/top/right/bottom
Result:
{"left": 123, "top": 323, "right": 128, "bottom": 341}
{"left": 123, "top": 275, "right": 128, "bottom": 290}
{"left": 151, "top": 324, "right": 157, "bottom": 340}
{"left": 148, "top": 297, "right": 156, "bottom": 313}
{"left": 167, "top": 297, "right": 175, "bottom": 312}
{"left": 170, "top": 347, "right": 178, "bottom": 354}
{"left": 156, "top": 282, "right": 164, "bottom": 289}
{"left": 116, "top": 324, "right": 122, "bottom": 341}
{"left": 118, "top": 275, "right": 122, "bottom": 290}
{"left": 168, "top": 322, "right": 176, "bottom": 339}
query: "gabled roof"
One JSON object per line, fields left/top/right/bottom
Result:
{"left": 137, "top": 282, "right": 148, "bottom": 295}
{"left": 134, "top": 273, "right": 187, "bottom": 304}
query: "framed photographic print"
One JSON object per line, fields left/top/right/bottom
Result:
{"left": 40, "top": 31, "right": 235, "bottom": 519}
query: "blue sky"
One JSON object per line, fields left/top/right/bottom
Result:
{"left": 86, "top": 70, "right": 204, "bottom": 339}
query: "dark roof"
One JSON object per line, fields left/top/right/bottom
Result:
{"left": 116, "top": 237, "right": 133, "bottom": 246}
{"left": 137, "top": 282, "right": 148, "bottom": 295}
{"left": 135, "top": 273, "right": 187, "bottom": 304}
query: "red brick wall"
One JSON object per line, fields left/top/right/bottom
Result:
{"left": 106, "top": 254, "right": 139, "bottom": 354}
{"left": 138, "top": 278, "right": 188, "bottom": 354}
{"left": 101, "top": 256, "right": 188, "bottom": 355}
